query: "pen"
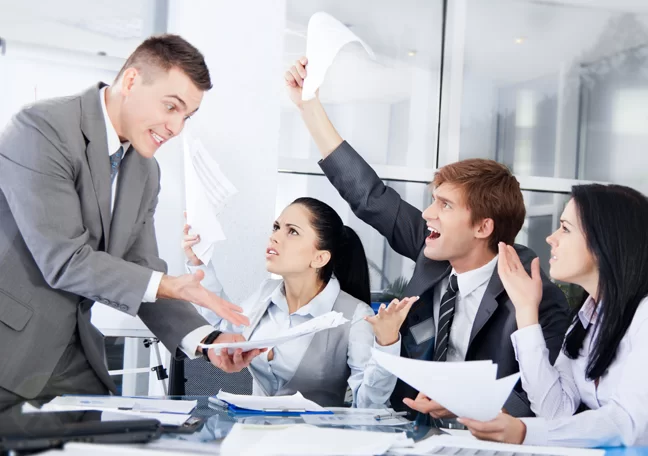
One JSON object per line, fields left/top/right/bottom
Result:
{"left": 373, "top": 411, "right": 408, "bottom": 421}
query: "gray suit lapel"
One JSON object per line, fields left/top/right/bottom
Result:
{"left": 108, "top": 145, "right": 148, "bottom": 256}
{"left": 468, "top": 264, "right": 505, "bottom": 347}
{"left": 407, "top": 254, "right": 451, "bottom": 298}
{"left": 80, "top": 83, "right": 112, "bottom": 248}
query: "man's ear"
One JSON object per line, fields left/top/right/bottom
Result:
{"left": 120, "top": 68, "right": 138, "bottom": 95}
{"left": 311, "top": 250, "right": 331, "bottom": 270}
{"left": 474, "top": 218, "right": 494, "bottom": 240}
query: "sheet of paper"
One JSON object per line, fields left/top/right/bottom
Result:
{"left": 101, "top": 410, "right": 191, "bottom": 426}
{"left": 199, "top": 310, "right": 349, "bottom": 353}
{"left": 39, "top": 396, "right": 197, "bottom": 415}
{"left": 390, "top": 434, "right": 605, "bottom": 456}
{"left": 183, "top": 129, "right": 237, "bottom": 265}
{"left": 301, "top": 413, "right": 409, "bottom": 426}
{"left": 220, "top": 423, "right": 412, "bottom": 456}
{"left": 216, "top": 391, "right": 327, "bottom": 412}
{"left": 302, "top": 12, "right": 374, "bottom": 100}
{"left": 372, "top": 349, "right": 519, "bottom": 421}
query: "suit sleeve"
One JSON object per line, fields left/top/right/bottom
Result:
{"left": 319, "top": 141, "right": 428, "bottom": 262}
{"left": 0, "top": 111, "right": 152, "bottom": 316}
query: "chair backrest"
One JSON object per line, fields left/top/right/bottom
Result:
{"left": 169, "top": 357, "right": 253, "bottom": 396}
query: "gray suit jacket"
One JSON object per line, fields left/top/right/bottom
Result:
{"left": 319, "top": 141, "right": 571, "bottom": 418}
{"left": 0, "top": 83, "right": 209, "bottom": 398}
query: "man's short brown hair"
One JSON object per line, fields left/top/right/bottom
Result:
{"left": 116, "top": 34, "right": 212, "bottom": 91}
{"left": 432, "top": 159, "right": 525, "bottom": 252}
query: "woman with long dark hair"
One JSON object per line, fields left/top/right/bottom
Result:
{"left": 183, "top": 197, "right": 416, "bottom": 407}
{"left": 456, "top": 184, "right": 648, "bottom": 447}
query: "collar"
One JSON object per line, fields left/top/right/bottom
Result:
{"left": 269, "top": 276, "right": 341, "bottom": 318}
{"left": 99, "top": 86, "right": 131, "bottom": 156}
{"left": 451, "top": 254, "right": 499, "bottom": 297}
{"left": 578, "top": 295, "right": 600, "bottom": 329}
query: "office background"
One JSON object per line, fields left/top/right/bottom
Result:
{"left": 1, "top": 0, "right": 647, "bottom": 394}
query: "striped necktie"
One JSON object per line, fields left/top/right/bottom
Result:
{"left": 433, "top": 274, "right": 459, "bottom": 362}
{"left": 110, "top": 146, "right": 125, "bottom": 184}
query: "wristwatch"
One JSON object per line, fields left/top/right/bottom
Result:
{"left": 201, "top": 330, "right": 222, "bottom": 361}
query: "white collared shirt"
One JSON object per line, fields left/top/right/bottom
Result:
{"left": 99, "top": 87, "right": 210, "bottom": 358}
{"left": 513, "top": 296, "right": 648, "bottom": 447}
{"left": 432, "top": 255, "right": 499, "bottom": 361}
{"left": 188, "top": 260, "right": 400, "bottom": 408}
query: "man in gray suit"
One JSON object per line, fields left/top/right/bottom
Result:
{"left": 284, "top": 58, "right": 570, "bottom": 420}
{"left": 0, "top": 35, "right": 262, "bottom": 401}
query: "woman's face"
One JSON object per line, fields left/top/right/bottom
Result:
{"left": 546, "top": 199, "right": 597, "bottom": 288}
{"left": 265, "top": 204, "right": 330, "bottom": 277}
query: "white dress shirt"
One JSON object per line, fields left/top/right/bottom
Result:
{"left": 188, "top": 261, "right": 400, "bottom": 408}
{"left": 513, "top": 296, "right": 648, "bottom": 447}
{"left": 99, "top": 87, "right": 208, "bottom": 358}
{"left": 432, "top": 255, "right": 498, "bottom": 361}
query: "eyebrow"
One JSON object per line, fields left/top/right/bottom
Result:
{"left": 560, "top": 219, "right": 574, "bottom": 227}
{"left": 285, "top": 223, "right": 302, "bottom": 230}
{"left": 165, "top": 94, "right": 187, "bottom": 109}
{"left": 434, "top": 194, "right": 455, "bottom": 205}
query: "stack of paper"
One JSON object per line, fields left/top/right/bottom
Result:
{"left": 199, "top": 310, "right": 349, "bottom": 353}
{"left": 220, "top": 423, "right": 413, "bottom": 456}
{"left": 26, "top": 396, "right": 196, "bottom": 427}
{"left": 183, "top": 129, "right": 238, "bottom": 265}
{"left": 372, "top": 350, "right": 520, "bottom": 421}
{"left": 216, "top": 391, "right": 328, "bottom": 413}
{"left": 389, "top": 434, "right": 605, "bottom": 456}
{"left": 301, "top": 12, "right": 374, "bottom": 101}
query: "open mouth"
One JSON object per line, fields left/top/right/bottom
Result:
{"left": 150, "top": 130, "right": 165, "bottom": 146}
{"left": 266, "top": 248, "right": 279, "bottom": 257}
{"left": 427, "top": 227, "right": 441, "bottom": 241}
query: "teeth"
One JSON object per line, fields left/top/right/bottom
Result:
{"left": 268, "top": 250, "right": 278, "bottom": 255}
{"left": 428, "top": 227, "right": 439, "bottom": 234}
{"left": 151, "top": 131, "right": 164, "bottom": 144}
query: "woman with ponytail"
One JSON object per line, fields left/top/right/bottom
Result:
{"left": 182, "top": 197, "right": 416, "bottom": 407}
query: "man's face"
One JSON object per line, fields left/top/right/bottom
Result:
{"left": 421, "top": 183, "right": 484, "bottom": 262}
{"left": 119, "top": 67, "right": 204, "bottom": 158}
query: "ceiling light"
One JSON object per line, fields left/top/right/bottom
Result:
{"left": 407, "top": 50, "right": 417, "bottom": 57}
{"left": 515, "top": 37, "right": 525, "bottom": 44}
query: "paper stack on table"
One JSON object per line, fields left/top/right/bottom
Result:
{"left": 183, "top": 129, "right": 238, "bottom": 265}
{"left": 220, "top": 423, "right": 413, "bottom": 456}
{"left": 216, "top": 391, "right": 328, "bottom": 413}
{"left": 301, "top": 12, "right": 375, "bottom": 101}
{"left": 24, "top": 396, "right": 197, "bottom": 427}
{"left": 199, "top": 310, "right": 349, "bottom": 353}
{"left": 372, "top": 349, "right": 520, "bottom": 421}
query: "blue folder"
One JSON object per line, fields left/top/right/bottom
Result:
{"left": 209, "top": 396, "right": 334, "bottom": 416}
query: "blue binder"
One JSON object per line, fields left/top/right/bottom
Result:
{"left": 209, "top": 396, "right": 334, "bottom": 417}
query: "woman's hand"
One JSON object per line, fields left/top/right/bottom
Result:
{"left": 182, "top": 217, "right": 203, "bottom": 266}
{"left": 497, "top": 243, "right": 542, "bottom": 328}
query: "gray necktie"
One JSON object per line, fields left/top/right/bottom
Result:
{"left": 110, "top": 146, "right": 125, "bottom": 184}
{"left": 433, "top": 274, "right": 459, "bottom": 362}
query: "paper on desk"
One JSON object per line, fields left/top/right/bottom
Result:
{"left": 301, "top": 413, "right": 409, "bottom": 427}
{"left": 183, "top": 130, "right": 237, "bottom": 265}
{"left": 38, "top": 396, "right": 197, "bottom": 415}
{"left": 101, "top": 410, "right": 191, "bottom": 426}
{"left": 221, "top": 423, "right": 412, "bottom": 456}
{"left": 199, "top": 310, "right": 349, "bottom": 353}
{"left": 302, "top": 12, "right": 374, "bottom": 101}
{"left": 217, "top": 391, "right": 327, "bottom": 412}
{"left": 389, "top": 434, "right": 605, "bottom": 456}
{"left": 372, "top": 349, "right": 520, "bottom": 421}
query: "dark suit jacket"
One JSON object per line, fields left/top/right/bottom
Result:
{"left": 320, "top": 141, "right": 570, "bottom": 418}
{"left": 0, "top": 83, "right": 209, "bottom": 398}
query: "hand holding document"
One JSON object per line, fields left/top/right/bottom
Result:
{"left": 199, "top": 310, "right": 349, "bottom": 353}
{"left": 183, "top": 129, "right": 238, "bottom": 265}
{"left": 301, "top": 12, "right": 374, "bottom": 101}
{"left": 372, "top": 349, "right": 520, "bottom": 421}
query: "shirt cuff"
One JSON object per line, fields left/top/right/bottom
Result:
{"left": 511, "top": 324, "right": 545, "bottom": 360}
{"left": 179, "top": 325, "right": 216, "bottom": 359}
{"left": 373, "top": 334, "right": 401, "bottom": 355}
{"left": 143, "top": 271, "right": 163, "bottom": 303}
{"left": 520, "top": 417, "right": 549, "bottom": 446}
{"left": 186, "top": 261, "right": 209, "bottom": 274}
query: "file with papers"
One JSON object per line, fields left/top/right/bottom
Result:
{"left": 215, "top": 391, "right": 331, "bottom": 415}
{"left": 183, "top": 129, "right": 238, "bottom": 265}
{"left": 372, "top": 349, "right": 520, "bottom": 421}
{"left": 199, "top": 310, "right": 349, "bottom": 353}
{"left": 301, "top": 12, "right": 374, "bottom": 101}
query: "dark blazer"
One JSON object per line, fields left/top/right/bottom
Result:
{"left": 319, "top": 141, "right": 570, "bottom": 418}
{"left": 0, "top": 84, "right": 209, "bottom": 398}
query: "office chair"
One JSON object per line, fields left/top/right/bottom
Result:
{"left": 169, "top": 356, "right": 253, "bottom": 396}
